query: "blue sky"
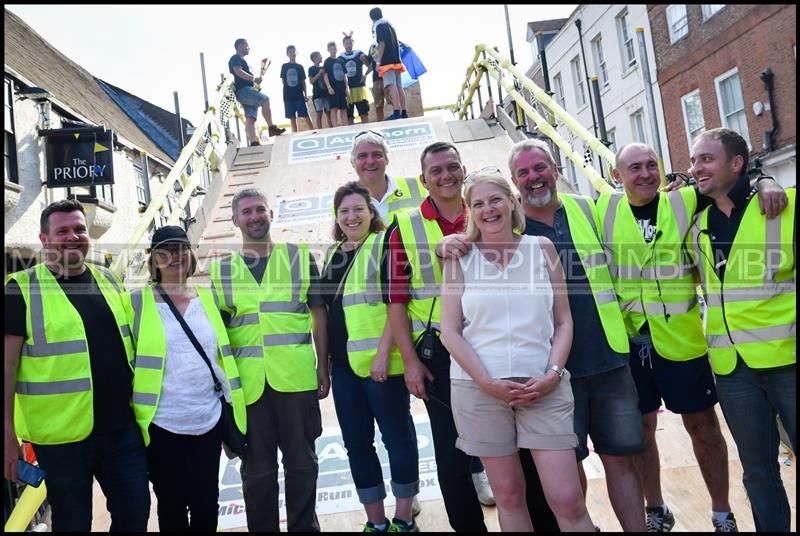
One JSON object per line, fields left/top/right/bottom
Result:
{"left": 7, "top": 5, "right": 576, "bottom": 126}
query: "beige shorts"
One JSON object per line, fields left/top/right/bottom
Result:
{"left": 451, "top": 375, "right": 577, "bottom": 457}
{"left": 372, "top": 78, "right": 386, "bottom": 108}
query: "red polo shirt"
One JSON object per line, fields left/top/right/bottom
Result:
{"left": 385, "top": 197, "right": 466, "bottom": 304}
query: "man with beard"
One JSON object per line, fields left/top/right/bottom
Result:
{"left": 207, "top": 188, "right": 329, "bottom": 532}
{"left": 4, "top": 199, "right": 150, "bottom": 531}
{"left": 438, "top": 139, "right": 648, "bottom": 531}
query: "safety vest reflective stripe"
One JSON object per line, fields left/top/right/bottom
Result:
{"left": 573, "top": 195, "right": 599, "bottom": 237}
{"left": 595, "top": 289, "right": 618, "bottom": 305}
{"left": 219, "top": 256, "right": 235, "bottom": 310}
{"left": 131, "top": 290, "right": 143, "bottom": 340}
{"left": 229, "top": 313, "right": 259, "bottom": 327}
{"left": 97, "top": 266, "right": 121, "bottom": 293}
{"left": 705, "top": 278, "right": 796, "bottom": 307}
{"left": 233, "top": 346, "right": 262, "bottom": 358}
{"left": 16, "top": 378, "right": 91, "bottom": 395}
{"left": 614, "top": 264, "right": 694, "bottom": 280}
{"left": 264, "top": 333, "right": 311, "bottom": 346}
{"left": 620, "top": 296, "right": 698, "bottom": 315}
{"left": 343, "top": 293, "right": 381, "bottom": 307}
{"left": 260, "top": 302, "right": 306, "bottom": 313}
{"left": 765, "top": 214, "right": 783, "bottom": 282}
{"left": 408, "top": 210, "right": 440, "bottom": 299}
{"left": 120, "top": 324, "right": 131, "bottom": 338}
{"left": 135, "top": 356, "right": 163, "bottom": 370}
{"left": 583, "top": 252, "right": 608, "bottom": 269}
{"left": 132, "top": 392, "right": 158, "bottom": 405}
{"left": 411, "top": 319, "right": 441, "bottom": 333}
{"left": 21, "top": 268, "right": 88, "bottom": 358}
{"left": 221, "top": 344, "right": 233, "bottom": 356}
{"left": 230, "top": 377, "right": 242, "bottom": 390}
{"left": 602, "top": 194, "right": 624, "bottom": 277}
{"left": 667, "top": 190, "right": 690, "bottom": 240}
{"left": 389, "top": 177, "right": 426, "bottom": 211}
{"left": 347, "top": 337, "right": 383, "bottom": 353}
{"left": 708, "top": 323, "right": 796, "bottom": 348}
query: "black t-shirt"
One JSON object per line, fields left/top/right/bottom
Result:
{"left": 629, "top": 193, "right": 660, "bottom": 243}
{"left": 319, "top": 246, "right": 360, "bottom": 367}
{"left": 5, "top": 269, "right": 135, "bottom": 435}
{"left": 229, "top": 54, "right": 254, "bottom": 92}
{"left": 339, "top": 51, "right": 367, "bottom": 89}
{"left": 308, "top": 65, "right": 327, "bottom": 99}
{"left": 375, "top": 22, "right": 401, "bottom": 65}
{"left": 524, "top": 210, "right": 628, "bottom": 379}
{"left": 280, "top": 61, "right": 306, "bottom": 101}
{"left": 220, "top": 252, "right": 324, "bottom": 324}
{"left": 323, "top": 57, "right": 347, "bottom": 94}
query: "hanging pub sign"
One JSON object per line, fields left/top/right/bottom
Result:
{"left": 44, "top": 127, "right": 115, "bottom": 188}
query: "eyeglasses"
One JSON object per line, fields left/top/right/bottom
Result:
{"left": 353, "top": 129, "right": 385, "bottom": 141}
{"left": 464, "top": 166, "right": 503, "bottom": 184}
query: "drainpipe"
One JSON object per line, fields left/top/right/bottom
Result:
{"left": 635, "top": 27, "right": 666, "bottom": 185}
{"left": 760, "top": 68, "right": 778, "bottom": 152}
{"left": 575, "top": 18, "right": 598, "bottom": 138}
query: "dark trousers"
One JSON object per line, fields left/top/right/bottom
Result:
{"left": 240, "top": 385, "right": 322, "bottom": 532}
{"left": 32, "top": 420, "right": 150, "bottom": 532}
{"left": 424, "top": 345, "right": 487, "bottom": 532}
{"left": 146, "top": 419, "right": 222, "bottom": 532}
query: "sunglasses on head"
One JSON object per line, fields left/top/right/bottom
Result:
{"left": 464, "top": 166, "right": 503, "bottom": 184}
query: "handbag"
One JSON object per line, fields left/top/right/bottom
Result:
{"left": 155, "top": 284, "right": 248, "bottom": 459}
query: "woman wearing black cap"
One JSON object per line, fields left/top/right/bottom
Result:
{"left": 123, "top": 226, "right": 247, "bottom": 531}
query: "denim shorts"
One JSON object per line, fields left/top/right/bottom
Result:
{"left": 235, "top": 86, "right": 268, "bottom": 118}
{"left": 313, "top": 97, "right": 330, "bottom": 112}
{"left": 571, "top": 364, "right": 645, "bottom": 460}
{"left": 629, "top": 337, "right": 718, "bottom": 414}
{"left": 284, "top": 98, "right": 309, "bottom": 119}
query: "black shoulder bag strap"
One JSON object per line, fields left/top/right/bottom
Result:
{"left": 154, "top": 284, "right": 224, "bottom": 396}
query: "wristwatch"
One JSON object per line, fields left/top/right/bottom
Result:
{"left": 547, "top": 364, "right": 566, "bottom": 379}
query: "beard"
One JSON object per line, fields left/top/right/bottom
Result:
{"left": 242, "top": 218, "right": 271, "bottom": 241}
{"left": 525, "top": 187, "right": 553, "bottom": 208}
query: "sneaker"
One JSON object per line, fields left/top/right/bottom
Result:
{"left": 712, "top": 513, "right": 738, "bottom": 532}
{"left": 384, "top": 110, "right": 402, "bottom": 121}
{"left": 411, "top": 496, "right": 421, "bottom": 517}
{"left": 401, "top": 110, "right": 408, "bottom": 118}
{"left": 646, "top": 505, "right": 675, "bottom": 532}
{"left": 363, "top": 518, "right": 390, "bottom": 532}
{"left": 268, "top": 125, "right": 286, "bottom": 136}
{"left": 472, "top": 470, "right": 495, "bottom": 506}
{"left": 388, "top": 518, "right": 419, "bottom": 532}
{"left": 249, "top": 140, "right": 261, "bottom": 147}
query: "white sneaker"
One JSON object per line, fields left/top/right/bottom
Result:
{"left": 411, "top": 496, "right": 421, "bottom": 517}
{"left": 472, "top": 471, "right": 495, "bottom": 506}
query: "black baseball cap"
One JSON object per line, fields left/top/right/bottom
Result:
{"left": 149, "top": 225, "right": 191, "bottom": 252}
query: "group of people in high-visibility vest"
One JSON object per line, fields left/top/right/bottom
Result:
{"left": 4, "top": 126, "right": 794, "bottom": 533}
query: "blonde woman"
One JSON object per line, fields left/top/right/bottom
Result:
{"left": 440, "top": 170, "right": 594, "bottom": 532}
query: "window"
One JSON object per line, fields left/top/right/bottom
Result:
{"left": 631, "top": 109, "right": 647, "bottom": 143}
{"left": 715, "top": 69, "right": 750, "bottom": 147}
{"left": 591, "top": 35, "right": 609, "bottom": 87}
{"left": 702, "top": 4, "right": 725, "bottom": 20}
{"left": 553, "top": 73, "right": 566, "bottom": 109}
{"left": 681, "top": 90, "right": 705, "bottom": 150}
{"left": 134, "top": 159, "right": 150, "bottom": 207}
{"left": 617, "top": 9, "right": 637, "bottom": 69}
{"left": 4, "top": 78, "right": 19, "bottom": 184}
{"left": 570, "top": 56, "right": 586, "bottom": 108}
{"left": 531, "top": 31, "right": 558, "bottom": 59}
{"left": 564, "top": 156, "right": 578, "bottom": 188}
{"left": 666, "top": 5, "right": 689, "bottom": 43}
{"left": 606, "top": 128, "right": 617, "bottom": 153}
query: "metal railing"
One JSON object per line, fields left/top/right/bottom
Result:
{"left": 110, "top": 75, "right": 240, "bottom": 282}
{"left": 453, "top": 44, "right": 616, "bottom": 195}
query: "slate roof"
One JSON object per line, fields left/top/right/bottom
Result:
{"left": 4, "top": 8, "right": 180, "bottom": 165}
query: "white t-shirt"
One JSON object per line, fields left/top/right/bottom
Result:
{"left": 452, "top": 235, "right": 554, "bottom": 380}
{"left": 370, "top": 174, "right": 400, "bottom": 226}
{"left": 152, "top": 298, "right": 229, "bottom": 435}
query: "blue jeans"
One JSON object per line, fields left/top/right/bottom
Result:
{"left": 715, "top": 361, "right": 796, "bottom": 532}
{"left": 32, "top": 420, "right": 150, "bottom": 532}
{"left": 331, "top": 361, "right": 419, "bottom": 504}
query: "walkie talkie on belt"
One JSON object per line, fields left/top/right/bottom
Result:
{"left": 414, "top": 297, "right": 438, "bottom": 361}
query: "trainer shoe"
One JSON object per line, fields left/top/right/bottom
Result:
{"left": 384, "top": 110, "right": 402, "bottom": 121}
{"left": 411, "top": 496, "right": 421, "bottom": 517}
{"left": 712, "top": 513, "right": 738, "bottom": 532}
{"left": 268, "top": 125, "right": 286, "bottom": 136}
{"left": 472, "top": 470, "right": 495, "bottom": 506}
{"left": 646, "top": 505, "right": 675, "bottom": 532}
{"left": 388, "top": 518, "right": 419, "bottom": 532}
{"left": 363, "top": 518, "right": 390, "bottom": 532}
{"left": 401, "top": 110, "right": 408, "bottom": 118}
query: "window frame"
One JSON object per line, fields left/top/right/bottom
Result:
{"left": 617, "top": 9, "right": 637, "bottom": 70}
{"left": 570, "top": 56, "right": 586, "bottom": 109}
{"left": 553, "top": 72, "right": 566, "bottom": 109}
{"left": 591, "top": 34, "right": 609, "bottom": 87}
{"left": 701, "top": 4, "right": 725, "bottom": 21}
{"left": 680, "top": 89, "right": 705, "bottom": 152}
{"left": 666, "top": 5, "right": 689, "bottom": 44}
{"left": 631, "top": 109, "right": 647, "bottom": 144}
{"left": 4, "top": 78, "right": 19, "bottom": 184}
{"left": 714, "top": 67, "right": 751, "bottom": 149}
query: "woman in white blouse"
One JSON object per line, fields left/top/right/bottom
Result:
{"left": 440, "top": 171, "right": 594, "bottom": 532}
{"left": 125, "top": 226, "right": 246, "bottom": 531}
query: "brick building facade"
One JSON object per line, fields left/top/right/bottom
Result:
{"left": 648, "top": 4, "right": 796, "bottom": 186}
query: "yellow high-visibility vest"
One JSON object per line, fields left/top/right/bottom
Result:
{"left": 7, "top": 263, "right": 133, "bottom": 445}
{"left": 208, "top": 245, "right": 318, "bottom": 402}
{"left": 597, "top": 189, "right": 706, "bottom": 360}
{"left": 124, "top": 285, "right": 247, "bottom": 446}
{"left": 689, "top": 189, "right": 795, "bottom": 375}
{"left": 323, "top": 232, "right": 404, "bottom": 377}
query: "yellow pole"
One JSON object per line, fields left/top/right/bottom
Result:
{"left": 4, "top": 483, "right": 47, "bottom": 532}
